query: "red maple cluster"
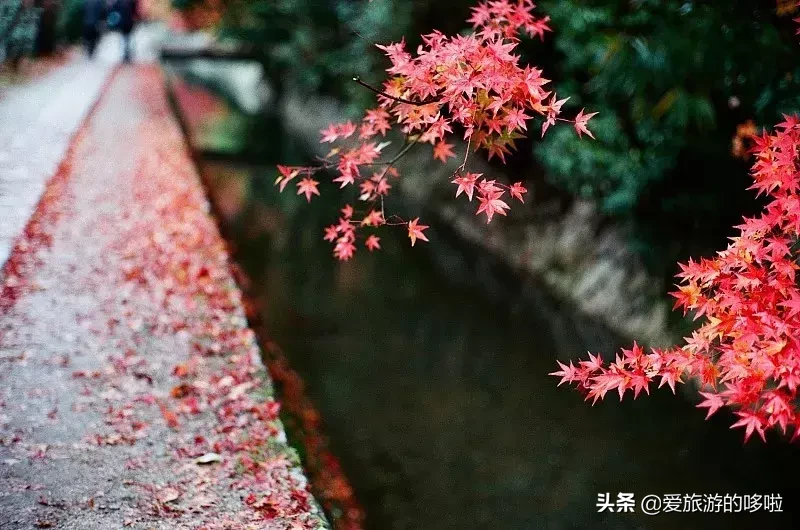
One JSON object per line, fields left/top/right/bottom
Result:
{"left": 553, "top": 117, "right": 800, "bottom": 443}
{"left": 275, "top": 0, "right": 594, "bottom": 260}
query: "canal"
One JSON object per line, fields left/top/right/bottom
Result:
{"left": 168, "top": 70, "right": 800, "bottom": 530}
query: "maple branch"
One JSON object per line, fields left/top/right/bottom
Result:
{"left": 352, "top": 77, "right": 441, "bottom": 107}
{"left": 344, "top": 215, "right": 407, "bottom": 227}
{"left": 350, "top": 30, "right": 377, "bottom": 47}
{"left": 456, "top": 136, "right": 472, "bottom": 174}
{"left": 375, "top": 133, "right": 423, "bottom": 219}
{"left": 384, "top": 214, "right": 408, "bottom": 226}
{"left": 383, "top": 136, "right": 418, "bottom": 168}
{"left": 371, "top": 121, "right": 437, "bottom": 170}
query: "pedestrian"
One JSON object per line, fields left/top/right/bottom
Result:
{"left": 82, "top": 0, "right": 105, "bottom": 58}
{"left": 106, "top": 0, "right": 138, "bottom": 63}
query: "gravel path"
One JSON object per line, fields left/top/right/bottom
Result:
{"left": 0, "top": 65, "right": 327, "bottom": 529}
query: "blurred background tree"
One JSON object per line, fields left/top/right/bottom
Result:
{"left": 56, "top": 0, "right": 86, "bottom": 44}
{"left": 537, "top": 0, "right": 800, "bottom": 276}
{"left": 170, "top": 0, "right": 399, "bottom": 161}
{"left": 1, "top": 0, "right": 42, "bottom": 67}
{"left": 170, "top": 0, "right": 476, "bottom": 161}
{"left": 170, "top": 0, "right": 800, "bottom": 279}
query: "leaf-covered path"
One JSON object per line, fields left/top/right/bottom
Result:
{"left": 0, "top": 65, "right": 326, "bottom": 529}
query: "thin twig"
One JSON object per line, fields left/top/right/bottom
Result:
{"left": 352, "top": 77, "right": 441, "bottom": 107}
{"left": 350, "top": 30, "right": 377, "bottom": 47}
{"left": 456, "top": 136, "right": 472, "bottom": 174}
{"left": 384, "top": 214, "right": 407, "bottom": 226}
{"left": 376, "top": 134, "right": 418, "bottom": 219}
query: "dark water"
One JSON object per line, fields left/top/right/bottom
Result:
{"left": 194, "top": 160, "right": 798, "bottom": 530}
{"left": 166, "top": 71, "right": 800, "bottom": 530}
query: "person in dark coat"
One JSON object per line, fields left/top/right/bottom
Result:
{"left": 106, "top": 0, "right": 138, "bottom": 62}
{"left": 83, "top": 0, "right": 106, "bottom": 58}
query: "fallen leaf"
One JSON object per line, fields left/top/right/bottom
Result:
{"left": 170, "top": 383, "right": 192, "bottom": 398}
{"left": 194, "top": 452, "right": 222, "bottom": 465}
{"left": 157, "top": 487, "right": 181, "bottom": 504}
{"left": 228, "top": 381, "right": 254, "bottom": 400}
{"left": 156, "top": 400, "right": 179, "bottom": 429}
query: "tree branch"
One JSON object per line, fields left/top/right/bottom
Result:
{"left": 352, "top": 77, "right": 441, "bottom": 107}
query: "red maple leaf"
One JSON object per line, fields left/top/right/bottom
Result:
{"left": 730, "top": 411, "right": 767, "bottom": 443}
{"left": 296, "top": 178, "right": 320, "bottom": 202}
{"left": 360, "top": 210, "right": 384, "bottom": 227}
{"left": 276, "top": 0, "right": 596, "bottom": 258}
{"left": 779, "top": 290, "right": 800, "bottom": 318}
{"left": 365, "top": 235, "right": 381, "bottom": 251}
{"left": 549, "top": 360, "right": 578, "bottom": 387}
{"left": 555, "top": 115, "right": 800, "bottom": 443}
{"left": 509, "top": 182, "right": 527, "bottom": 203}
{"left": 407, "top": 218, "right": 430, "bottom": 246}
{"left": 323, "top": 225, "right": 338, "bottom": 242}
{"left": 433, "top": 141, "right": 456, "bottom": 162}
{"left": 476, "top": 192, "right": 510, "bottom": 222}
{"left": 573, "top": 108, "right": 598, "bottom": 139}
{"left": 452, "top": 172, "right": 481, "bottom": 201}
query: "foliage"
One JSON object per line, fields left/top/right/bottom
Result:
{"left": 184, "top": 0, "right": 800, "bottom": 278}
{"left": 534, "top": 0, "right": 800, "bottom": 276}
{"left": 173, "top": 0, "right": 414, "bottom": 112}
{"left": 553, "top": 118, "right": 800, "bottom": 442}
{"left": 538, "top": 0, "right": 800, "bottom": 213}
{"left": 0, "top": 0, "right": 41, "bottom": 63}
{"left": 275, "top": 0, "right": 594, "bottom": 259}
{"left": 187, "top": 0, "right": 800, "bottom": 442}
{"left": 57, "top": 0, "right": 85, "bottom": 44}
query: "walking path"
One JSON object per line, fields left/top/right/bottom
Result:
{"left": 0, "top": 65, "right": 326, "bottom": 529}
{"left": 0, "top": 57, "right": 112, "bottom": 266}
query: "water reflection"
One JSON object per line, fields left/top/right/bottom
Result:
{"left": 199, "top": 160, "right": 799, "bottom": 530}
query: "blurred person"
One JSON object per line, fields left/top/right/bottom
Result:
{"left": 82, "top": 0, "right": 105, "bottom": 58}
{"left": 35, "top": 0, "right": 59, "bottom": 56}
{"left": 106, "top": 0, "right": 138, "bottom": 63}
